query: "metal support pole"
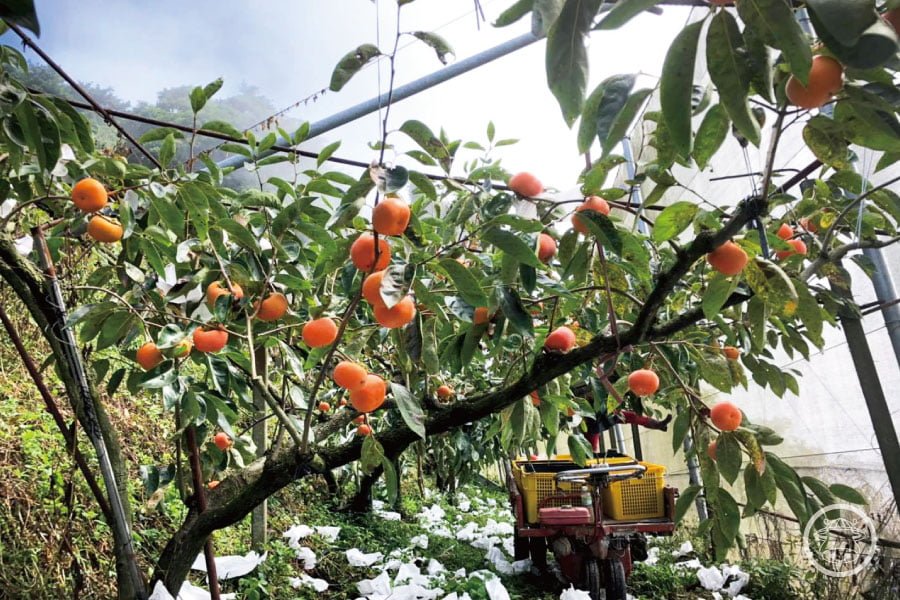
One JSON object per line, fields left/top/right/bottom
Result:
{"left": 683, "top": 435, "right": 709, "bottom": 521}
{"left": 834, "top": 280, "right": 900, "bottom": 509}
{"left": 251, "top": 345, "right": 268, "bottom": 548}
{"left": 216, "top": 32, "right": 542, "bottom": 171}
{"left": 630, "top": 423, "right": 643, "bottom": 461}
{"left": 863, "top": 247, "right": 900, "bottom": 372}
{"left": 613, "top": 424, "right": 627, "bottom": 454}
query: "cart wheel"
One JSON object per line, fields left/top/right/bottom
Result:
{"left": 513, "top": 533, "right": 529, "bottom": 561}
{"left": 584, "top": 559, "right": 601, "bottom": 600}
{"left": 601, "top": 558, "right": 627, "bottom": 600}
{"left": 528, "top": 536, "right": 547, "bottom": 571}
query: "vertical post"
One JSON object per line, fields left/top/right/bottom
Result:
{"left": 185, "top": 426, "right": 221, "bottom": 599}
{"left": 683, "top": 435, "right": 709, "bottom": 521}
{"left": 251, "top": 345, "right": 268, "bottom": 548}
{"left": 613, "top": 424, "right": 627, "bottom": 454}
{"left": 862, "top": 247, "right": 900, "bottom": 372}
{"left": 630, "top": 423, "right": 643, "bottom": 461}
{"left": 834, "top": 281, "right": 900, "bottom": 508}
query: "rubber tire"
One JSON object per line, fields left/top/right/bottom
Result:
{"left": 602, "top": 558, "right": 627, "bottom": 600}
{"left": 529, "top": 536, "right": 548, "bottom": 571}
{"left": 584, "top": 559, "right": 601, "bottom": 600}
{"left": 513, "top": 533, "right": 529, "bottom": 561}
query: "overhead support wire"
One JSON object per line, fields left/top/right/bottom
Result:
{"left": 5, "top": 21, "right": 162, "bottom": 169}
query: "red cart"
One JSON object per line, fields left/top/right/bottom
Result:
{"left": 508, "top": 455, "right": 678, "bottom": 600}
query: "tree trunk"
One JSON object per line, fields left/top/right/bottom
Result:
{"left": 347, "top": 465, "right": 382, "bottom": 513}
{"left": 0, "top": 235, "right": 142, "bottom": 599}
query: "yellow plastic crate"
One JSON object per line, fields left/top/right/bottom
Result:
{"left": 601, "top": 463, "right": 666, "bottom": 520}
{"left": 512, "top": 456, "right": 642, "bottom": 524}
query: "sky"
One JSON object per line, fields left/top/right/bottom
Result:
{"left": 3, "top": 0, "right": 696, "bottom": 189}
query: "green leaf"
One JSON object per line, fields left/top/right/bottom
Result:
{"left": 829, "top": 483, "right": 867, "bottom": 505}
{"left": 743, "top": 26, "right": 773, "bottom": 102}
{"left": 806, "top": 0, "right": 878, "bottom": 47}
{"left": 577, "top": 210, "right": 623, "bottom": 256}
{"left": 767, "top": 452, "right": 809, "bottom": 523}
{"left": 715, "top": 488, "right": 742, "bottom": 543}
{"left": 660, "top": 20, "right": 704, "bottom": 159}
{"left": 494, "top": 0, "right": 534, "bottom": 27}
{"left": 411, "top": 31, "right": 454, "bottom": 64}
{"left": 595, "top": 0, "right": 663, "bottom": 30}
{"left": 802, "top": 476, "right": 838, "bottom": 507}
{"left": 382, "top": 458, "right": 399, "bottom": 504}
{"left": 360, "top": 435, "right": 385, "bottom": 474}
{"left": 317, "top": 140, "right": 341, "bottom": 168}
{"left": 833, "top": 100, "right": 900, "bottom": 153}
{"left": 744, "top": 465, "right": 767, "bottom": 509}
{"left": 0, "top": 0, "right": 40, "bottom": 36}
{"left": 693, "top": 104, "right": 730, "bottom": 170}
{"left": 568, "top": 433, "right": 594, "bottom": 466}
{"left": 497, "top": 286, "right": 533, "bottom": 336}
{"left": 152, "top": 197, "right": 185, "bottom": 233}
{"left": 200, "top": 120, "right": 244, "bottom": 139}
{"left": 736, "top": 0, "right": 811, "bottom": 84}
{"left": 390, "top": 382, "right": 426, "bottom": 439}
{"left": 671, "top": 409, "right": 691, "bottom": 454}
{"left": 329, "top": 44, "right": 382, "bottom": 92}
{"left": 674, "top": 485, "right": 701, "bottom": 524}
{"left": 706, "top": 11, "right": 759, "bottom": 147}
{"left": 715, "top": 432, "right": 742, "bottom": 485}
{"left": 399, "top": 120, "right": 451, "bottom": 171}
{"left": 159, "top": 133, "right": 176, "bottom": 167}
{"left": 600, "top": 88, "right": 652, "bottom": 158}
{"left": 578, "top": 74, "right": 636, "bottom": 154}
{"left": 408, "top": 170, "right": 436, "bottom": 200}
{"left": 545, "top": 0, "right": 602, "bottom": 126}
{"left": 439, "top": 258, "right": 487, "bottom": 308}
{"left": 533, "top": 0, "right": 566, "bottom": 36}
{"left": 482, "top": 227, "right": 544, "bottom": 268}
{"left": 219, "top": 218, "right": 262, "bottom": 254}
{"left": 139, "top": 127, "right": 185, "bottom": 144}
{"left": 802, "top": 116, "right": 852, "bottom": 169}
{"left": 651, "top": 201, "right": 698, "bottom": 243}
{"left": 703, "top": 273, "right": 738, "bottom": 320}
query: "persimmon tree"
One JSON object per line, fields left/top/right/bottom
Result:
{"left": 1, "top": 1, "right": 899, "bottom": 597}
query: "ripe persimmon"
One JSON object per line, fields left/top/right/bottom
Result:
{"left": 318, "top": 401, "right": 331, "bottom": 412}
{"left": 776, "top": 238, "right": 807, "bottom": 260}
{"left": 530, "top": 391, "right": 541, "bottom": 406}
{"left": 437, "top": 385, "right": 454, "bottom": 400}
{"left": 567, "top": 407, "right": 576, "bottom": 417}
{"left": 374, "top": 296, "right": 416, "bottom": 329}
{"left": 710, "top": 401, "right": 743, "bottom": 431}
{"left": 786, "top": 55, "right": 844, "bottom": 109}
{"left": 473, "top": 307, "right": 490, "bottom": 325}
{"left": 333, "top": 361, "right": 368, "bottom": 391}
{"left": 214, "top": 432, "right": 232, "bottom": 451}
{"left": 71, "top": 178, "right": 108, "bottom": 213}
{"left": 206, "top": 281, "right": 244, "bottom": 309}
{"left": 723, "top": 346, "right": 741, "bottom": 360}
{"left": 193, "top": 327, "right": 228, "bottom": 353}
{"left": 350, "top": 374, "right": 387, "bottom": 413}
{"left": 208, "top": 480, "right": 220, "bottom": 489}
{"left": 707, "top": 441, "right": 718, "bottom": 461}
{"left": 87, "top": 215, "right": 123, "bottom": 243}
{"left": 357, "top": 424, "right": 373, "bottom": 436}
{"left": 508, "top": 172, "right": 543, "bottom": 197}
{"left": 362, "top": 270, "right": 387, "bottom": 306}
{"left": 706, "top": 241, "right": 748, "bottom": 276}
{"left": 572, "top": 196, "right": 611, "bottom": 235}
{"left": 776, "top": 223, "right": 794, "bottom": 241}
{"left": 350, "top": 234, "right": 391, "bottom": 272}
{"left": 302, "top": 317, "right": 338, "bottom": 348}
{"left": 544, "top": 326, "right": 576, "bottom": 352}
{"left": 628, "top": 369, "right": 660, "bottom": 396}
{"left": 353, "top": 415, "right": 366, "bottom": 425}
{"left": 254, "top": 292, "right": 288, "bottom": 321}
{"left": 136, "top": 342, "right": 163, "bottom": 370}
{"left": 538, "top": 233, "right": 557, "bottom": 263}
{"left": 372, "top": 195, "right": 411, "bottom": 236}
